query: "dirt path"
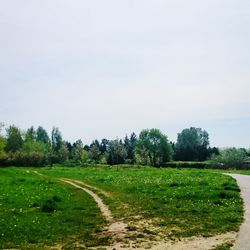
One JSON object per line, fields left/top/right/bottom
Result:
{"left": 60, "top": 179, "right": 113, "bottom": 222}
{"left": 60, "top": 178, "right": 236, "bottom": 250}
{"left": 72, "top": 179, "right": 111, "bottom": 197}
{"left": 226, "top": 174, "right": 250, "bottom": 250}
{"left": 60, "top": 178, "right": 128, "bottom": 239}
{"left": 108, "top": 232, "right": 236, "bottom": 250}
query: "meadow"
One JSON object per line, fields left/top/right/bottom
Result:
{"left": 0, "top": 166, "right": 244, "bottom": 249}
{"left": 0, "top": 168, "right": 108, "bottom": 249}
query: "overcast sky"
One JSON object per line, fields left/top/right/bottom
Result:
{"left": 1, "top": 0, "right": 250, "bottom": 148}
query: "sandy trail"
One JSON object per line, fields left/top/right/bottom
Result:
{"left": 108, "top": 232, "right": 236, "bottom": 250}
{"left": 60, "top": 179, "right": 113, "bottom": 222}
{"left": 60, "top": 178, "right": 236, "bottom": 250}
{"left": 31, "top": 172, "right": 238, "bottom": 249}
{"left": 72, "top": 179, "right": 112, "bottom": 197}
{"left": 226, "top": 174, "right": 250, "bottom": 250}
{"left": 60, "top": 178, "right": 128, "bottom": 238}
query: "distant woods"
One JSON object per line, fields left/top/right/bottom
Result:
{"left": 0, "top": 123, "right": 249, "bottom": 169}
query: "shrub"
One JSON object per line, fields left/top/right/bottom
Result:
{"left": 209, "top": 148, "right": 248, "bottom": 169}
{"left": 0, "top": 152, "right": 48, "bottom": 167}
{"left": 41, "top": 196, "right": 61, "bottom": 213}
{"left": 160, "top": 161, "right": 214, "bottom": 169}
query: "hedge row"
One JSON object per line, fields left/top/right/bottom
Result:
{"left": 1, "top": 157, "right": 250, "bottom": 170}
{"left": 160, "top": 161, "right": 250, "bottom": 170}
{"left": 0, "top": 152, "right": 48, "bottom": 167}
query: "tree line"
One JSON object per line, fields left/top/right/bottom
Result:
{"left": 0, "top": 123, "right": 249, "bottom": 168}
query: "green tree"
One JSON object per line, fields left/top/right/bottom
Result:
{"left": 81, "top": 150, "right": 90, "bottom": 164}
{"left": 136, "top": 128, "right": 172, "bottom": 166}
{"left": 20, "top": 126, "right": 50, "bottom": 166}
{"left": 72, "top": 139, "right": 84, "bottom": 165}
{"left": 124, "top": 133, "right": 137, "bottom": 164}
{"left": 100, "top": 138, "right": 109, "bottom": 154}
{"left": 50, "top": 127, "right": 70, "bottom": 164}
{"left": 51, "top": 127, "right": 63, "bottom": 153}
{"left": 107, "top": 139, "right": 127, "bottom": 165}
{"left": 89, "top": 144, "right": 101, "bottom": 163}
{"left": 209, "top": 148, "right": 248, "bottom": 169}
{"left": 0, "top": 123, "right": 6, "bottom": 157}
{"left": 5, "top": 125, "right": 23, "bottom": 153}
{"left": 22, "top": 140, "right": 49, "bottom": 154}
{"left": 57, "top": 142, "right": 69, "bottom": 163}
{"left": 175, "top": 127, "right": 210, "bottom": 161}
{"left": 36, "top": 126, "right": 51, "bottom": 145}
{"left": 24, "top": 126, "right": 36, "bottom": 142}
{"left": 135, "top": 147, "right": 150, "bottom": 165}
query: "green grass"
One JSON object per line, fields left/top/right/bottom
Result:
{"left": 0, "top": 166, "right": 244, "bottom": 249}
{"left": 0, "top": 168, "right": 108, "bottom": 249}
{"left": 39, "top": 166, "right": 244, "bottom": 238}
{"left": 238, "top": 170, "right": 250, "bottom": 175}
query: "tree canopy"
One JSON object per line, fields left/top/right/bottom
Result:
{"left": 5, "top": 125, "right": 23, "bottom": 153}
{"left": 1, "top": 122, "right": 246, "bottom": 169}
{"left": 174, "top": 127, "right": 210, "bottom": 161}
{"left": 209, "top": 148, "right": 248, "bottom": 168}
{"left": 136, "top": 128, "right": 173, "bottom": 166}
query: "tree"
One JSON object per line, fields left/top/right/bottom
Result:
{"left": 36, "top": 126, "right": 50, "bottom": 145}
{"left": 50, "top": 127, "right": 70, "bottom": 164}
{"left": 90, "top": 140, "right": 100, "bottom": 151}
{"left": 89, "top": 143, "right": 101, "bottom": 163}
{"left": 5, "top": 125, "right": 23, "bottom": 153}
{"left": 81, "top": 150, "right": 90, "bottom": 164}
{"left": 66, "top": 141, "right": 73, "bottom": 157}
{"left": 0, "top": 123, "right": 6, "bottom": 157}
{"left": 174, "top": 127, "right": 210, "bottom": 161}
{"left": 51, "top": 127, "right": 63, "bottom": 153}
{"left": 57, "top": 142, "right": 69, "bottom": 163}
{"left": 22, "top": 140, "right": 49, "bottom": 154}
{"left": 19, "top": 126, "right": 50, "bottom": 166}
{"left": 24, "top": 126, "right": 36, "bottom": 142}
{"left": 136, "top": 128, "right": 173, "bottom": 166}
{"left": 124, "top": 133, "right": 137, "bottom": 164}
{"left": 209, "top": 148, "right": 248, "bottom": 169}
{"left": 72, "top": 139, "right": 84, "bottom": 165}
{"left": 100, "top": 139, "right": 109, "bottom": 154}
{"left": 107, "top": 139, "right": 127, "bottom": 165}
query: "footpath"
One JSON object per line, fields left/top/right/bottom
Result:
{"left": 227, "top": 174, "right": 250, "bottom": 250}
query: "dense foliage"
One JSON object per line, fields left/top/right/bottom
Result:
{"left": 209, "top": 148, "right": 249, "bottom": 169}
{"left": 136, "top": 128, "right": 173, "bottom": 166}
{"left": 174, "top": 127, "right": 217, "bottom": 161}
{"left": 0, "top": 123, "right": 249, "bottom": 168}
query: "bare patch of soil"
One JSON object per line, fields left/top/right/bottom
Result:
{"left": 106, "top": 232, "right": 236, "bottom": 250}
{"left": 72, "top": 179, "right": 112, "bottom": 198}
{"left": 60, "top": 178, "right": 237, "bottom": 250}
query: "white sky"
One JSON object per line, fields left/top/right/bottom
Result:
{"left": 1, "top": 0, "right": 250, "bottom": 148}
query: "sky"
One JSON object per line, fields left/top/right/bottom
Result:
{"left": 0, "top": 0, "right": 250, "bottom": 148}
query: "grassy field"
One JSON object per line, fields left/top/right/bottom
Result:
{"left": 238, "top": 170, "right": 250, "bottom": 175}
{"left": 0, "top": 166, "right": 244, "bottom": 249}
{"left": 0, "top": 168, "right": 109, "bottom": 250}
{"left": 41, "top": 167, "right": 243, "bottom": 236}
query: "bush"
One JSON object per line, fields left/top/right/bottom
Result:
{"left": 0, "top": 152, "right": 48, "bottom": 167}
{"left": 209, "top": 148, "right": 248, "bottom": 169}
{"left": 160, "top": 161, "right": 214, "bottom": 169}
{"left": 0, "top": 156, "right": 9, "bottom": 167}
{"left": 41, "top": 196, "right": 61, "bottom": 213}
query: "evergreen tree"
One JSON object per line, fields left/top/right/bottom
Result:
{"left": 5, "top": 125, "right": 23, "bottom": 153}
